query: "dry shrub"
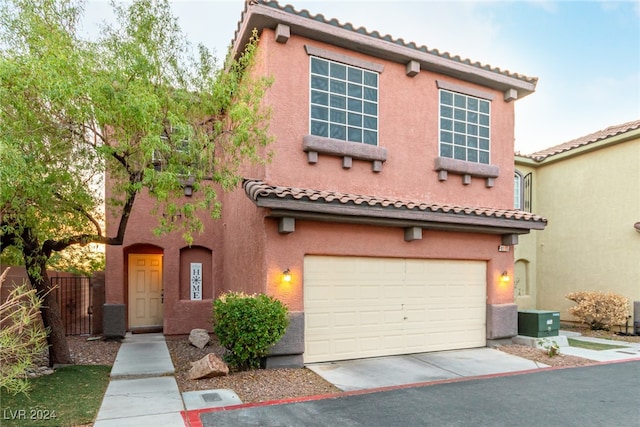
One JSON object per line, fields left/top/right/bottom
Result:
{"left": 565, "top": 291, "right": 630, "bottom": 330}
{"left": 0, "top": 268, "right": 48, "bottom": 395}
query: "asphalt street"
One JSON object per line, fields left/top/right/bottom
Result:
{"left": 199, "top": 360, "right": 640, "bottom": 427}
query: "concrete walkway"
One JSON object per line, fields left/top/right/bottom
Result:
{"left": 560, "top": 332, "right": 640, "bottom": 361}
{"left": 93, "top": 333, "right": 185, "bottom": 427}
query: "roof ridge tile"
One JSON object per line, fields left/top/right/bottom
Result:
{"left": 524, "top": 118, "right": 640, "bottom": 160}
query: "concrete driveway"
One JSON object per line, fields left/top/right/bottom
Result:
{"left": 306, "top": 348, "right": 546, "bottom": 391}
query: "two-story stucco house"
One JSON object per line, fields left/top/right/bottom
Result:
{"left": 514, "top": 119, "right": 640, "bottom": 326}
{"left": 105, "top": 1, "right": 546, "bottom": 367}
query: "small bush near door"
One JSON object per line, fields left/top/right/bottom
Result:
{"left": 565, "top": 291, "right": 630, "bottom": 331}
{"left": 213, "top": 292, "right": 289, "bottom": 370}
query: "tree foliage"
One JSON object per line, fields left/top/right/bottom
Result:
{"left": 0, "top": 0, "right": 273, "bottom": 364}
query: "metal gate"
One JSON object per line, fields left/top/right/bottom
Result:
{"left": 51, "top": 276, "right": 92, "bottom": 336}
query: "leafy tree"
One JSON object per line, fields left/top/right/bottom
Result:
{"left": 0, "top": 0, "right": 272, "bottom": 365}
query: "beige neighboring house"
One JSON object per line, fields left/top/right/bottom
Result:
{"left": 514, "top": 119, "right": 640, "bottom": 326}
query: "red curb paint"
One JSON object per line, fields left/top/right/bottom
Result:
{"left": 180, "top": 358, "right": 639, "bottom": 425}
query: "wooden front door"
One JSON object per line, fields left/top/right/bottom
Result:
{"left": 128, "top": 254, "right": 163, "bottom": 329}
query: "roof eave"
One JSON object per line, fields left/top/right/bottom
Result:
{"left": 528, "top": 126, "right": 640, "bottom": 164}
{"left": 255, "top": 198, "right": 546, "bottom": 235}
{"left": 234, "top": 2, "right": 536, "bottom": 99}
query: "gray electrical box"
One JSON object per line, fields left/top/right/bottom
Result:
{"left": 103, "top": 303, "right": 126, "bottom": 340}
{"left": 518, "top": 310, "right": 560, "bottom": 337}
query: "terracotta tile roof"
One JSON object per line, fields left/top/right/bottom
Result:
{"left": 244, "top": 179, "right": 547, "bottom": 226}
{"left": 236, "top": 1, "right": 537, "bottom": 87}
{"left": 522, "top": 119, "right": 640, "bottom": 161}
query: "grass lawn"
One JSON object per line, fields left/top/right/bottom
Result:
{"left": 568, "top": 338, "right": 628, "bottom": 351}
{"left": 0, "top": 365, "right": 111, "bottom": 427}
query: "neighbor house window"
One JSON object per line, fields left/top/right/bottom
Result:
{"left": 514, "top": 171, "right": 523, "bottom": 209}
{"left": 515, "top": 169, "right": 533, "bottom": 211}
{"left": 439, "top": 89, "right": 490, "bottom": 164}
{"left": 310, "top": 56, "right": 379, "bottom": 145}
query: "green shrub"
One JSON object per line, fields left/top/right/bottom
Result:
{"left": 565, "top": 291, "right": 630, "bottom": 330}
{"left": 213, "top": 292, "right": 289, "bottom": 370}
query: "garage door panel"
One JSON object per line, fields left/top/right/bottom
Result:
{"left": 306, "top": 312, "right": 330, "bottom": 329}
{"left": 360, "top": 337, "right": 382, "bottom": 352}
{"left": 359, "top": 285, "right": 382, "bottom": 300}
{"left": 359, "top": 310, "right": 383, "bottom": 326}
{"left": 304, "top": 256, "right": 486, "bottom": 363}
{"left": 381, "top": 335, "right": 403, "bottom": 350}
{"left": 305, "top": 286, "right": 331, "bottom": 303}
{"left": 406, "top": 285, "right": 428, "bottom": 299}
{"left": 334, "top": 339, "right": 356, "bottom": 353}
{"left": 403, "top": 313, "right": 426, "bottom": 323}
{"left": 334, "top": 312, "right": 356, "bottom": 327}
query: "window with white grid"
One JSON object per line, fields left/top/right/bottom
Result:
{"left": 439, "top": 89, "right": 491, "bottom": 164}
{"left": 309, "top": 56, "right": 379, "bottom": 145}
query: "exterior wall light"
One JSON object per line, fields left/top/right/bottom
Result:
{"left": 282, "top": 268, "right": 292, "bottom": 283}
{"left": 500, "top": 271, "right": 510, "bottom": 282}
{"left": 634, "top": 222, "right": 640, "bottom": 233}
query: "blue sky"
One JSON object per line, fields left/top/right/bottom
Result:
{"left": 82, "top": 0, "right": 640, "bottom": 154}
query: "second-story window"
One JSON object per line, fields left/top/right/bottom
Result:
{"left": 439, "top": 89, "right": 490, "bottom": 164}
{"left": 310, "top": 56, "right": 379, "bottom": 145}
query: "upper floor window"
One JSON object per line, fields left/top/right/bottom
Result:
{"left": 439, "top": 89, "right": 490, "bottom": 164}
{"left": 310, "top": 56, "right": 379, "bottom": 145}
{"left": 153, "top": 124, "right": 196, "bottom": 171}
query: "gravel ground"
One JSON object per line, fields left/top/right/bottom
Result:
{"left": 67, "top": 335, "right": 121, "bottom": 365}
{"left": 496, "top": 344, "right": 594, "bottom": 367}
{"left": 165, "top": 336, "right": 341, "bottom": 403}
{"left": 60, "top": 324, "right": 639, "bottom": 404}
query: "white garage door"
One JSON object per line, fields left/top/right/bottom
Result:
{"left": 304, "top": 256, "right": 486, "bottom": 363}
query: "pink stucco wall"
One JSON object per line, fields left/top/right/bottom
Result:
{"left": 219, "top": 29, "right": 517, "bottom": 312}
{"left": 257, "top": 29, "right": 515, "bottom": 208}
{"left": 260, "top": 221, "right": 513, "bottom": 311}
{"left": 105, "top": 185, "right": 223, "bottom": 334}
{"left": 105, "top": 25, "right": 518, "bottom": 336}
{"left": 218, "top": 204, "right": 514, "bottom": 312}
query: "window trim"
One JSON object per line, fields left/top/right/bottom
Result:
{"left": 305, "top": 45, "right": 384, "bottom": 72}
{"left": 302, "top": 134, "right": 387, "bottom": 172}
{"left": 438, "top": 88, "right": 492, "bottom": 165}
{"left": 434, "top": 156, "right": 499, "bottom": 187}
{"left": 436, "top": 80, "right": 495, "bottom": 101}
{"left": 304, "top": 46, "right": 386, "bottom": 172}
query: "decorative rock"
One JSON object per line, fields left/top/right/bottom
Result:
{"left": 189, "top": 329, "right": 210, "bottom": 349}
{"left": 188, "top": 354, "right": 229, "bottom": 380}
{"left": 25, "top": 367, "right": 55, "bottom": 378}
